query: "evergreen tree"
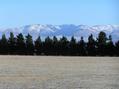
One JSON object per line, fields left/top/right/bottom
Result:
{"left": 59, "top": 36, "right": 69, "bottom": 55}
{"left": 106, "top": 35, "right": 115, "bottom": 56}
{"left": 0, "top": 31, "right": 118, "bottom": 56}
{"left": 26, "top": 34, "right": 34, "bottom": 55}
{"left": 16, "top": 33, "right": 26, "bottom": 55}
{"left": 0, "top": 34, "right": 8, "bottom": 54}
{"left": 69, "top": 36, "right": 77, "bottom": 56}
{"left": 115, "top": 40, "right": 119, "bottom": 56}
{"left": 87, "top": 34, "right": 96, "bottom": 56}
{"left": 97, "top": 31, "right": 107, "bottom": 56}
{"left": 78, "top": 36, "right": 87, "bottom": 56}
{"left": 43, "top": 36, "right": 53, "bottom": 55}
{"left": 52, "top": 36, "right": 58, "bottom": 55}
{"left": 8, "top": 32, "right": 16, "bottom": 54}
{"left": 34, "top": 36, "right": 42, "bottom": 55}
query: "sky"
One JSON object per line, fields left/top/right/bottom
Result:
{"left": 0, "top": 0, "right": 119, "bottom": 28}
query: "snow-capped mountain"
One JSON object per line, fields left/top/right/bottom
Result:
{"left": 0, "top": 24, "right": 119, "bottom": 42}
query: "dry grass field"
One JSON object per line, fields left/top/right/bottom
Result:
{"left": 0, "top": 56, "right": 119, "bottom": 89}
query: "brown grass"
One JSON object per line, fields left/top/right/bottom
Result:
{"left": 0, "top": 56, "right": 119, "bottom": 89}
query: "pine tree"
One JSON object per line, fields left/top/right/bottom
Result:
{"left": 0, "top": 31, "right": 118, "bottom": 56}
{"left": 106, "top": 35, "right": 115, "bottom": 56}
{"left": 115, "top": 40, "right": 119, "bottom": 56}
{"left": 0, "top": 34, "right": 8, "bottom": 54}
{"left": 87, "top": 34, "right": 96, "bottom": 56}
{"left": 16, "top": 33, "right": 26, "bottom": 55}
{"left": 52, "top": 36, "right": 58, "bottom": 55}
{"left": 43, "top": 36, "right": 53, "bottom": 55}
{"left": 26, "top": 34, "right": 34, "bottom": 55}
{"left": 34, "top": 36, "right": 42, "bottom": 55}
{"left": 8, "top": 32, "right": 16, "bottom": 54}
{"left": 97, "top": 31, "right": 107, "bottom": 56}
{"left": 78, "top": 36, "right": 87, "bottom": 56}
{"left": 59, "top": 36, "right": 69, "bottom": 55}
{"left": 69, "top": 36, "right": 77, "bottom": 56}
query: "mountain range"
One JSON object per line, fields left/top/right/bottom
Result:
{"left": 0, "top": 24, "right": 119, "bottom": 42}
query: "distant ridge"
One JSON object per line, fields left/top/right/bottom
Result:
{"left": 0, "top": 24, "right": 119, "bottom": 41}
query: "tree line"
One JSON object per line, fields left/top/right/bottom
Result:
{"left": 0, "top": 31, "right": 119, "bottom": 56}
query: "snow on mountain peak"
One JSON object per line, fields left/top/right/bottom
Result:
{"left": 0, "top": 24, "right": 119, "bottom": 41}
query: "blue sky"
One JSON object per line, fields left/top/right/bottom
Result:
{"left": 0, "top": 0, "right": 119, "bottom": 28}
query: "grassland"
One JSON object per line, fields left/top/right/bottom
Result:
{"left": 0, "top": 56, "right": 119, "bottom": 89}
